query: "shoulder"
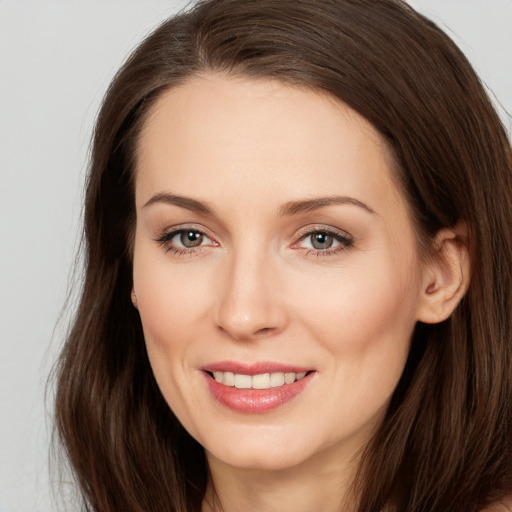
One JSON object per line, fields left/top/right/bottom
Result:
{"left": 480, "top": 496, "right": 512, "bottom": 512}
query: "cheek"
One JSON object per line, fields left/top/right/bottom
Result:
{"left": 340, "top": 273, "right": 415, "bottom": 344}
{"left": 132, "top": 252, "right": 212, "bottom": 422}
{"left": 133, "top": 254, "right": 211, "bottom": 352}
{"left": 291, "top": 251, "right": 421, "bottom": 383}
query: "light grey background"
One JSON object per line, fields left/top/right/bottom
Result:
{"left": 0, "top": 1, "right": 510, "bottom": 511}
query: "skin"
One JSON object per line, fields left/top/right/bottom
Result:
{"left": 131, "top": 74, "right": 463, "bottom": 512}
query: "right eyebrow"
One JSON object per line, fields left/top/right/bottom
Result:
{"left": 142, "top": 192, "right": 214, "bottom": 215}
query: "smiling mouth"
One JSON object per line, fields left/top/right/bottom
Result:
{"left": 202, "top": 366, "right": 316, "bottom": 413}
{"left": 205, "top": 370, "right": 311, "bottom": 390}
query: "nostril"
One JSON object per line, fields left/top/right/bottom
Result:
{"left": 255, "top": 327, "right": 274, "bottom": 336}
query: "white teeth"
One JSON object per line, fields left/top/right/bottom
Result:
{"left": 284, "top": 372, "right": 296, "bottom": 384}
{"left": 234, "top": 374, "right": 252, "bottom": 389}
{"left": 211, "top": 371, "right": 309, "bottom": 389}
{"left": 223, "top": 372, "right": 235, "bottom": 387}
{"left": 252, "top": 373, "right": 270, "bottom": 389}
{"left": 270, "top": 372, "right": 285, "bottom": 387}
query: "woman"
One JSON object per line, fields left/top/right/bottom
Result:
{"left": 54, "top": 0, "right": 512, "bottom": 511}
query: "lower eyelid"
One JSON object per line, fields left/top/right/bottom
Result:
{"left": 305, "top": 241, "right": 352, "bottom": 258}
{"left": 167, "top": 246, "right": 206, "bottom": 257}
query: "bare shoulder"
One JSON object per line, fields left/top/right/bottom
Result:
{"left": 480, "top": 496, "right": 512, "bottom": 512}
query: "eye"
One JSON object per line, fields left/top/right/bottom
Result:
{"left": 155, "top": 227, "right": 217, "bottom": 254}
{"left": 294, "top": 227, "right": 353, "bottom": 256}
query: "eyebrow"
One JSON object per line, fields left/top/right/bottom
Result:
{"left": 143, "top": 192, "right": 376, "bottom": 217}
{"left": 143, "top": 192, "right": 214, "bottom": 215}
{"left": 279, "top": 196, "right": 376, "bottom": 216}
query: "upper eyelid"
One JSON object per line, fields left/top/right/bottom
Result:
{"left": 293, "top": 224, "right": 352, "bottom": 240}
{"left": 156, "top": 224, "right": 216, "bottom": 240}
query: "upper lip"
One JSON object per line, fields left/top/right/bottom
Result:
{"left": 200, "top": 361, "right": 313, "bottom": 375}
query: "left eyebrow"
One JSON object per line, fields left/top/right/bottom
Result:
{"left": 278, "top": 196, "right": 377, "bottom": 216}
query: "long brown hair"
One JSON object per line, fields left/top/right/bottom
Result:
{"left": 53, "top": 1, "right": 512, "bottom": 510}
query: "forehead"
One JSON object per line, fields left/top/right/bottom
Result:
{"left": 135, "top": 73, "right": 404, "bottom": 219}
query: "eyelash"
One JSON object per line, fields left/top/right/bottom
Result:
{"left": 154, "top": 226, "right": 353, "bottom": 258}
{"left": 154, "top": 227, "right": 216, "bottom": 257}
{"left": 293, "top": 226, "right": 353, "bottom": 257}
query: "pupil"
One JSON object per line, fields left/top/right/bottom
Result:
{"left": 181, "top": 231, "right": 203, "bottom": 247}
{"left": 312, "top": 232, "right": 333, "bottom": 250}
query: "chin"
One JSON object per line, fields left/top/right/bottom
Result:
{"left": 201, "top": 426, "right": 327, "bottom": 473}
{"left": 210, "top": 448, "right": 312, "bottom": 473}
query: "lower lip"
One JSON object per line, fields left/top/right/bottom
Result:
{"left": 203, "top": 372, "right": 314, "bottom": 414}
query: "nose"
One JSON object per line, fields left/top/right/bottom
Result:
{"left": 214, "top": 246, "right": 287, "bottom": 341}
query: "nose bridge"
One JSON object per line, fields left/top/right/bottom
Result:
{"left": 215, "top": 239, "right": 285, "bottom": 340}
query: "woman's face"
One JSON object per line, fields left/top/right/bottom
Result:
{"left": 132, "top": 74, "right": 428, "bottom": 472}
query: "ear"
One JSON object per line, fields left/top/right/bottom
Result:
{"left": 416, "top": 225, "right": 470, "bottom": 324}
{"left": 131, "top": 287, "right": 138, "bottom": 309}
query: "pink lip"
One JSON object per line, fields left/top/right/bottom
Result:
{"left": 201, "top": 361, "right": 311, "bottom": 375}
{"left": 200, "top": 361, "right": 315, "bottom": 414}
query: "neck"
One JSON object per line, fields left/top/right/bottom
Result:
{"left": 202, "top": 445, "right": 360, "bottom": 512}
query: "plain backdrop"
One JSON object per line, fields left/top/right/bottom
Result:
{"left": 0, "top": 1, "right": 510, "bottom": 511}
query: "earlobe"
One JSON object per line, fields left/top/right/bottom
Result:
{"left": 131, "top": 288, "right": 138, "bottom": 309}
{"left": 417, "top": 225, "right": 470, "bottom": 324}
